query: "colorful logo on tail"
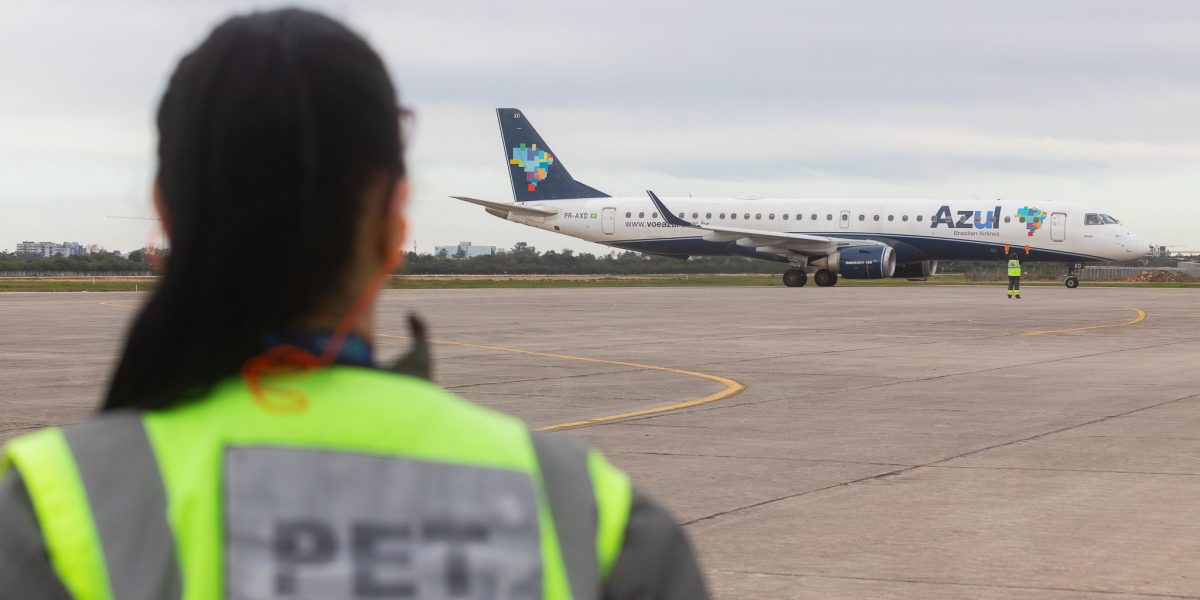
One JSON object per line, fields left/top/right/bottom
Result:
{"left": 510, "top": 143, "right": 554, "bottom": 192}
{"left": 1015, "top": 206, "right": 1047, "bottom": 237}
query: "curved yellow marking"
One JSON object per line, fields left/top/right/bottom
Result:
{"left": 1023, "top": 307, "right": 1146, "bottom": 336}
{"left": 376, "top": 334, "right": 745, "bottom": 431}
{"left": 95, "top": 302, "right": 743, "bottom": 428}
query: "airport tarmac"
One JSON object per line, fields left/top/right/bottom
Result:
{"left": 2, "top": 286, "right": 1200, "bottom": 598}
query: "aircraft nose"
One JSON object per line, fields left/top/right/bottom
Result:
{"left": 1127, "top": 231, "right": 1152, "bottom": 256}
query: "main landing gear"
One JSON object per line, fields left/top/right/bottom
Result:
{"left": 782, "top": 268, "right": 807, "bottom": 287}
{"left": 1064, "top": 262, "right": 1082, "bottom": 289}
{"left": 782, "top": 267, "right": 838, "bottom": 288}
{"left": 814, "top": 269, "right": 839, "bottom": 287}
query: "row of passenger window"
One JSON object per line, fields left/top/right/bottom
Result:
{"left": 625, "top": 210, "right": 1022, "bottom": 225}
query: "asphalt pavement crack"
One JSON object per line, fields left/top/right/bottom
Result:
{"left": 682, "top": 389, "right": 1200, "bottom": 527}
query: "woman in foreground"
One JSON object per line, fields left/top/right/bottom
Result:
{"left": 0, "top": 8, "right": 706, "bottom": 599}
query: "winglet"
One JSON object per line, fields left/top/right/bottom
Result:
{"left": 646, "top": 191, "right": 693, "bottom": 227}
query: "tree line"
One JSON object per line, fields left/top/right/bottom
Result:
{"left": 404, "top": 243, "right": 780, "bottom": 275}
{"left": 0, "top": 250, "right": 151, "bottom": 273}
{"left": 3, "top": 243, "right": 1168, "bottom": 278}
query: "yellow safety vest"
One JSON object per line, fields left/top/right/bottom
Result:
{"left": 2, "top": 367, "right": 631, "bottom": 600}
{"left": 1008, "top": 259, "right": 1021, "bottom": 277}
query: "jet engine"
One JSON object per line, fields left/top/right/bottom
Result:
{"left": 892, "top": 260, "right": 939, "bottom": 279}
{"left": 811, "top": 245, "right": 896, "bottom": 279}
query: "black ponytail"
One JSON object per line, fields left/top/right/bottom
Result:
{"left": 104, "top": 9, "right": 403, "bottom": 411}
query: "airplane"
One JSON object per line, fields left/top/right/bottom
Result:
{"left": 453, "top": 108, "right": 1152, "bottom": 288}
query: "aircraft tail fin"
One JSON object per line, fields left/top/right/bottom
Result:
{"left": 496, "top": 108, "right": 609, "bottom": 202}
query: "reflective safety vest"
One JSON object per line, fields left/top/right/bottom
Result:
{"left": 2, "top": 367, "right": 632, "bottom": 600}
{"left": 1008, "top": 259, "right": 1021, "bottom": 277}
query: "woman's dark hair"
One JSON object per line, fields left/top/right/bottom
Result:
{"left": 104, "top": 9, "right": 404, "bottom": 410}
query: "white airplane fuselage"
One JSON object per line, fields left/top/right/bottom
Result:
{"left": 503, "top": 196, "right": 1148, "bottom": 265}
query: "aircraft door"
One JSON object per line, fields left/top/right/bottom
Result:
{"left": 1051, "top": 212, "right": 1066, "bottom": 242}
{"left": 839, "top": 210, "right": 850, "bottom": 229}
{"left": 602, "top": 207, "right": 616, "bottom": 235}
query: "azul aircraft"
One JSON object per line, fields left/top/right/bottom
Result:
{"left": 453, "top": 108, "right": 1152, "bottom": 288}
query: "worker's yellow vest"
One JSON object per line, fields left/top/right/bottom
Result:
{"left": 1008, "top": 260, "right": 1021, "bottom": 277}
{"left": 2, "top": 367, "right": 631, "bottom": 600}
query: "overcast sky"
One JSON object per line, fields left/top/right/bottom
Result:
{"left": 3, "top": 0, "right": 1198, "bottom": 255}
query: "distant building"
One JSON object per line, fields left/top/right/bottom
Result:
{"left": 15, "top": 241, "right": 88, "bottom": 257}
{"left": 59, "top": 242, "right": 86, "bottom": 256}
{"left": 433, "top": 241, "right": 497, "bottom": 258}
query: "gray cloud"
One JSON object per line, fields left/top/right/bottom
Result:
{"left": 2, "top": 0, "right": 1198, "bottom": 253}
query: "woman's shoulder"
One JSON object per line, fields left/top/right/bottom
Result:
{"left": 317, "top": 366, "right": 531, "bottom": 434}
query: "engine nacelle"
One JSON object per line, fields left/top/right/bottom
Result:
{"left": 811, "top": 245, "right": 896, "bottom": 279}
{"left": 892, "top": 260, "right": 939, "bottom": 278}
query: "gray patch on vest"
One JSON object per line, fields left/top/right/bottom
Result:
{"left": 224, "top": 447, "right": 541, "bottom": 600}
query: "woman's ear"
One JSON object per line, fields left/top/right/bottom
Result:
{"left": 383, "top": 176, "right": 409, "bottom": 268}
{"left": 152, "top": 178, "right": 172, "bottom": 242}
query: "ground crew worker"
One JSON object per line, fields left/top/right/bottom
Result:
{"left": 1007, "top": 252, "right": 1023, "bottom": 299}
{"left": 0, "top": 9, "right": 707, "bottom": 599}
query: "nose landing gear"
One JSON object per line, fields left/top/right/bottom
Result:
{"left": 1064, "top": 263, "right": 1082, "bottom": 288}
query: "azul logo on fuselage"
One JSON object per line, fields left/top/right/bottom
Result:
{"left": 930, "top": 205, "right": 1002, "bottom": 230}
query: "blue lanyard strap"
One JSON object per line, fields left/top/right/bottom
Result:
{"left": 262, "top": 331, "right": 375, "bottom": 367}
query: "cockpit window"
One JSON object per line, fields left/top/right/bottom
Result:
{"left": 1088, "top": 213, "right": 1121, "bottom": 225}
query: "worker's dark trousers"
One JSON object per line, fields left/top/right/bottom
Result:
{"left": 1008, "top": 276, "right": 1021, "bottom": 297}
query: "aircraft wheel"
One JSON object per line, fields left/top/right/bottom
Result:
{"left": 1065, "top": 276, "right": 1079, "bottom": 289}
{"left": 783, "top": 268, "right": 807, "bottom": 287}
{"left": 814, "top": 269, "right": 838, "bottom": 287}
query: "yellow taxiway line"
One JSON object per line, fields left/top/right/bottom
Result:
{"left": 375, "top": 333, "right": 746, "bottom": 431}
{"left": 1022, "top": 307, "right": 1146, "bottom": 336}
{"left": 97, "top": 301, "right": 136, "bottom": 309}
{"left": 96, "top": 301, "right": 1147, "bottom": 428}
{"left": 96, "top": 302, "right": 745, "bottom": 431}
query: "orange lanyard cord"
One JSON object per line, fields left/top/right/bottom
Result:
{"left": 242, "top": 253, "right": 398, "bottom": 412}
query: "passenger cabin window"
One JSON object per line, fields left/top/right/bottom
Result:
{"left": 769, "top": 214, "right": 775, "bottom": 220}
{"left": 692, "top": 212, "right": 698, "bottom": 219}
{"left": 731, "top": 213, "right": 737, "bottom": 220}
{"left": 873, "top": 215, "right": 880, "bottom": 221}
{"left": 744, "top": 213, "right": 750, "bottom": 219}
{"left": 811, "top": 214, "right": 817, "bottom": 220}
{"left": 755, "top": 213, "right": 762, "bottom": 220}
{"left": 719, "top": 213, "right": 725, "bottom": 219}
{"left": 858, "top": 214, "right": 865, "bottom": 221}
{"left": 887, "top": 215, "right": 894, "bottom": 221}
{"left": 638, "top": 212, "right": 644, "bottom": 218}
{"left": 841, "top": 213, "right": 849, "bottom": 221}
{"left": 797, "top": 214, "right": 804, "bottom": 220}
{"left": 826, "top": 214, "right": 833, "bottom": 221}
{"left": 782, "top": 214, "right": 788, "bottom": 220}
{"left": 652, "top": 212, "right": 658, "bottom": 218}
{"left": 917, "top": 215, "right": 924, "bottom": 222}
{"left": 706, "top": 212, "right": 712, "bottom": 219}
{"left": 626, "top": 212, "right": 632, "bottom": 218}
{"left": 902, "top": 215, "right": 909, "bottom": 222}
{"left": 1004, "top": 216, "right": 1011, "bottom": 223}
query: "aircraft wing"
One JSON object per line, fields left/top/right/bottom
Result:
{"left": 646, "top": 191, "right": 886, "bottom": 257}
{"left": 451, "top": 196, "right": 560, "bottom": 217}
